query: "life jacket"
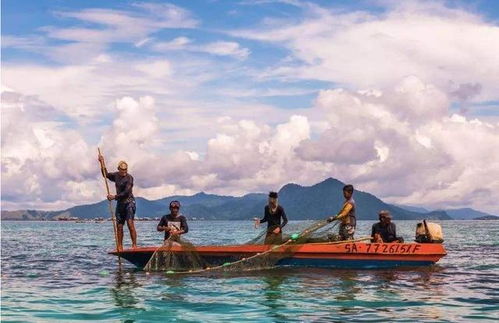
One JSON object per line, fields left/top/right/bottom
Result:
{"left": 342, "top": 198, "right": 356, "bottom": 228}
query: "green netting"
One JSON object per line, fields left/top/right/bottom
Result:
{"left": 143, "top": 237, "right": 205, "bottom": 272}
{"left": 144, "top": 219, "right": 345, "bottom": 274}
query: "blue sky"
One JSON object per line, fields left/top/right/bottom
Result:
{"left": 2, "top": 0, "right": 333, "bottom": 114}
{"left": 3, "top": 0, "right": 497, "bottom": 112}
{"left": 3, "top": 0, "right": 499, "bottom": 117}
{"left": 2, "top": 0, "right": 499, "bottom": 213}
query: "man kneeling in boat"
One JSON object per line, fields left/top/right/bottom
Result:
{"left": 254, "top": 192, "right": 288, "bottom": 244}
{"left": 157, "top": 201, "right": 188, "bottom": 243}
{"left": 327, "top": 184, "right": 356, "bottom": 241}
{"left": 371, "top": 210, "right": 404, "bottom": 243}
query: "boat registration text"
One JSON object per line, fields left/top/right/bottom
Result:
{"left": 344, "top": 243, "right": 422, "bottom": 254}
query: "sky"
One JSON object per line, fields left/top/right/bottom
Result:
{"left": 2, "top": 0, "right": 499, "bottom": 214}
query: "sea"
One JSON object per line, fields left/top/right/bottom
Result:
{"left": 1, "top": 220, "right": 498, "bottom": 322}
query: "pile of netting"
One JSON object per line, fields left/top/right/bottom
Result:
{"left": 144, "top": 219, "right": 359, "bottom": 274}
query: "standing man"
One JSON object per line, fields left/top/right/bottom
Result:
{"left": 157, "top": 200, "right": 188, "bottom": 243}
{"left": 327, "top": 184, "right": 356, "bottom": 241}
{"left": 255, "top": 192, "right": 288, "bottom": 244}
{"left": 98, "top": 156, "right": 137, "bottom": 251}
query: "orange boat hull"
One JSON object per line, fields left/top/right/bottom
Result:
{"left": 110, "top": 242, "right": 447, "bottom": 269}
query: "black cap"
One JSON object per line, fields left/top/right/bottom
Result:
{"left": 269, "top": 192, "right": 278, "bottom": 198}
{"left": 343, "top": 184, "right": 354, "bottom": 192}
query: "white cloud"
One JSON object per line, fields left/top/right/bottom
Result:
{"left": 152, "top": 38, "right": 250, "bottom": 59}
{"left": 232, "top": 1, "right": 499, "bottom": 101}
{"left": 134, "top": 37, "right": 153, "bottom": 48}
{"left": 199, "top": 41, "right": 250, "bottom": 59}
{"left": 197, "top": 114, "right": 319, "bottom": 193}
{"left": 1, "top": 89, "right": 98, "bottom": 209}
{"left": 1, "top": 35, "right": 46, "bottom": 50}
{"left": 295, "top": 77, "right": 499, "bottom": 213}
{"left": 48, "top": 5, "right": 198, "bottom": 44}
{"left": 1, "top": 55, "right": 213, "bottom": 118}
{"left": 152, "top": 37, "right": 192, "bottom": 51}
{"left": 0, "top": 89, "right": 321, "bottom": 209}
{"left": 3, "top": 81, "right": 499, "bottom": 214}
{"left": 135, "top": 184, "right": 196, "bottom": 201}
{"left": 135, "top": 60, "right": 172, "bottom": 79}
{"left": 3, "top": 4, "right": 198, "bottom": 65}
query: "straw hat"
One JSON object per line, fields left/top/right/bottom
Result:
{"left": 117, "top": 161, "right": 128, "bottom": 170}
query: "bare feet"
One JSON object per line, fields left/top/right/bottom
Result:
{"left": 117, "top": 245, "right": 124, "bottom": 252}
{"left": 131, "top": 244, "right": 138, "bottom": 249}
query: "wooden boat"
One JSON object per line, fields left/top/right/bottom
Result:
{"left": 110, "top": 242, "right": 446, "bottom": 270}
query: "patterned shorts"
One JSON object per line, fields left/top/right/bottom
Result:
{"left": 339, "top": 224, "right": 355, "bottom": 241}
{"left": 116, "top": 200, "right": 136, "bottom": 225}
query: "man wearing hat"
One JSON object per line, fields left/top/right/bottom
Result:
{"left": 371, "top": 210, "right": 404, "bottom": 243}
{"left": 255, "top": 192, "right": 288, "bottom": 244}
{"left": 98, "top": 157, "right": 137, "bottom": 251}
{"left": 157, "top": 200, "right": 188, "bottom": 243}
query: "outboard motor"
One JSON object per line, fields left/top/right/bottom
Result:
{"left": 415, "top": 220, "right": 444, "bottom": 243}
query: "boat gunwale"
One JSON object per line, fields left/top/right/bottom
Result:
{"left": 109, "top": 242, "right": 447, "bottom": 257}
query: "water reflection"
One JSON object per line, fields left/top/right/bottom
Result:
{"left": 332, "top": 270, "right": 362, "bottom": 315}
{"left": 261, "top": 273, "right": 288, "bottom": 322}
{"left": 372, "top": 269, "right": 400, "bottom": 288}
{"left": 412, "top": 267, "right": 445, "bottom": 321}
{"left": 161, "top": 275, "right": 188, "bottom": 302}
{"left": 110, "top": 268, "right": 141, "bottom": 308}
{"left": 335, "top": 270, "right": 361, "bottom": 302}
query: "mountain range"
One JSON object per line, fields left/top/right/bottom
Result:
{"left": 2, "top": 178, "right": 496, "bottom": 221}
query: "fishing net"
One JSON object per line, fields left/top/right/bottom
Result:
{"left": 143, "top": 237, "right": 205, "bottom": 272}
{"left": 144, "top": 219, "right": 346, "bottom": 274}
{"left": 205, "top": 220, "right": 341, "bottom": 273}
{"left": 246, "top": 220, "right": 342, "bottom": 245}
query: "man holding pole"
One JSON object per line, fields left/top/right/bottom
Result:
{"left": 98, "top": 154, "right": 138, "bottom": 251}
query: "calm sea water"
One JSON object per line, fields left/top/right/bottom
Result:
{"left": 1, "top": 220, "right": 498, "bottom": 322}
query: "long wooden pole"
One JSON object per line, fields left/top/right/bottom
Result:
{"left": 98, "top": 148, "right": 120, "bottom": 252}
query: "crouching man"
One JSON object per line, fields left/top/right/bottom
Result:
{"left": 157, "top": 200, "right": 188, "bottom": 243}
{"left": 371, "top": 210, "right": 404, "bottom": 243}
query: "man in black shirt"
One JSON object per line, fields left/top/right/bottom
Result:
{"left": 255, "top": 192, "right": 288, "bottom": 244}
{"left": 157, "top": 200, "right": 189, "bottom": 242}
{"left": 99, "top": 157, "right": 137, "bottom": 251}
{"left": 371, "top": 210, "right": 404, "bottom": 243}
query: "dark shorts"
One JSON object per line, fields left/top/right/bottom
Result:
{"left": 116, "top": 200, "right": 136, "bottom": 225}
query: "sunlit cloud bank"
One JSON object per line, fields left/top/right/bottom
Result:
{"left": 3, "top": 77, "right": 498, "bottom": 213}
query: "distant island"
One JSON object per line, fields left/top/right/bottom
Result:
{"left": 2, "top": 177, "right": 496, "bottom": 221}
{"left": 473, "top": 215, "right": 499, "bottom": 220}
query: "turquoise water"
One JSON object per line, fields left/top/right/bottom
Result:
{"left": 1, "top": 220, "right": 498, "bottom": 322}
